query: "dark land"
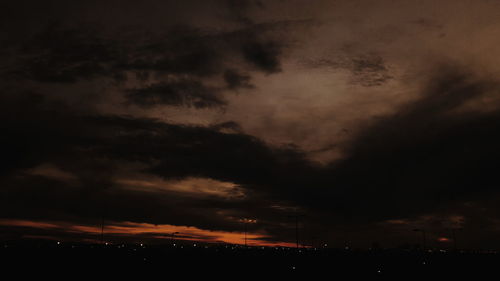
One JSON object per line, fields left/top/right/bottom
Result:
{"left": 2, "top": 240, "right": 500, "bottom": 277}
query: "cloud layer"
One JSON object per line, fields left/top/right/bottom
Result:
{"left": 3, "top": 0, "right": 500, "bottom": 249}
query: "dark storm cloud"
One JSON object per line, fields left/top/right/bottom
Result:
{"left": 5, "top": 35, "right": 500, "bottom": 245}
{"left": 302, "top": 53, "right": 393, "bottom": 86}
{"left": 118, "top": 25, "right": 221, "bottom": 78}
{"left": 313, "top": 65, "right": 500, "bottom": 222}
{"left": 0, "top": 88, "right": 313, "bottom": 235}
{"left": 100, "top": 116, "right": 314, "bottom": 187}
{"left": 7, "top": 24, "right": 218, "bottom": 83}
{"left": 224, "top": 69, "right": 253, "bottom": 89}
{"left": 126, "top": 79, "right": 224, "bottom": 108}
{"left": 2, "top": 20, "right": 294, "bottom": 111}
{"left": 209, "top": 121, "right": 243, "bottom": 134}
{"left": 4, "top": 62, "right": 500, "bottom": 246}
{"left": 0, "top": 92, "right": 295, "bottom": 183}
{"left": 5, "top": 0, "right": 500, "bottom": 248}
{"left": 224, "top": 0, "right": 265, "bottom": 24}
{"left": 0, "top": 0, "right": 316, "bottom": 243}
{"left": 6, "top": 21, "right": 291, "bottom": 82}
{"left": 242, "top": 40, "right": 282, "bottom": 73}
{"left": 10, "top": 23, "right": 123, "bottom": 83}
{"left": 349, "top": 54, "right": 393, "bottom": 86}
{"left": 0, "top": 174, "right": 244, "bottom": 231}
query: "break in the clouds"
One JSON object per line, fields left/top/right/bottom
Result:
{"left": 3, "top": 0, "right": 500, "bottom": 249}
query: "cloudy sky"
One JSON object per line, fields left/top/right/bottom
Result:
{"left": 2, "top": 0, "right": 500, "bottom": 248}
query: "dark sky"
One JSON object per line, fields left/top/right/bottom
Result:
{"left": 2, "top": 0, "right": 500, "bottom": 248}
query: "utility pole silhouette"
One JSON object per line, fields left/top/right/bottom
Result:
{"left": 101, "top": 216, "right": 104, "bottom": 245}
{"left": 413, "top": 229, "right": 427, "bottom": 250}
{"left": 171, "top": 232, "right": 180, "bottom": 245}
{"left": 100, "top": 198, "right": 106, "bottom": 245}
{"left": 244, "top": 220, "right": 247, "bottom": 247}
{"left": 450, "top": 228, "right": 462, "bottom": 251}
{"left": 241, "top": 218, "right": 255, "bottom": 247}
{"left": 311, "top": 235, "right": 318, "bottom": 249}
{"left": 100, "top": 191, "right": 107, "bottom": 246}
{"left": 451, "top": 229, "right": 456, "bottom": 250}
{"left": 288, "top": 214, "right": 305, "bottom": 249}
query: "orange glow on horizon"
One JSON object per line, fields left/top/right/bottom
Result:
{"left": 0, "top": 219, "right": 295, "bottom": 247}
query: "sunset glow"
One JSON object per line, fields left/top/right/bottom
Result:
{"left": 3, "top": 0, "right": 500, "bottom": 250}
{"left": 0, "top": 219, "right": 295, "bottom": 247}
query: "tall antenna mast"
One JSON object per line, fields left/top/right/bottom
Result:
{"left": 101, "top": 216, "right": 104, "bottom": 245}
{"left": 288, "top": 213, "right": 304, "bottom": 249}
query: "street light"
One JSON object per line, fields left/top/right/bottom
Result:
{"left": 240, "top": 218, "right": 256, "bottom": 247}
{"left": 244, "top": 220, "right": 247, "bottom": 247}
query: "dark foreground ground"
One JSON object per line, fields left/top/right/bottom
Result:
{"left": 2, "top": 241, "right": 500, "bottom": 277}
